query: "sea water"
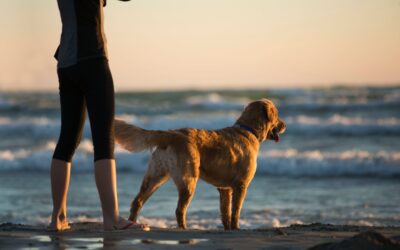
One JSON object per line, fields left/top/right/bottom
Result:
{"left": 0, "top": 86, "right": 399, "bottom": 228}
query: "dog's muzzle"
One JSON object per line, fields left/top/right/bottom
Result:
{"left": 268, "top": 120, "right": 286, "bottom": 142}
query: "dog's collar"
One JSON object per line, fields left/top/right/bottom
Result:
{"left": 234, "top": 123, "right": 258, "bottom": 139}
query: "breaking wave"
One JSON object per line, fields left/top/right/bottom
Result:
{"left": 1, "top": 141, "right": 399, "bottom": 177}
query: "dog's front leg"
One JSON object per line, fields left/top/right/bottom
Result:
{"left": 129, "top": 195, "right": 143, "bottom": 222}
{"left": 218, "top": 188, "right": 232, "bottom": 230}
{"left": 129, "top": 168, "right": 169, "bottom": 222}
{"left": 231, "top": 184, "right": 248, "bottom": 230}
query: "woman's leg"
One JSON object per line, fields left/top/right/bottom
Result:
{"left": 82, "top": 58, "right": 146, "bottom": 230}
{"left": 50, "top": 66, "right": 86, "bottom": 231}
{"left": 94, "top": 159, "right": 121, "bottom": 229}
{"left": 50, "top": 159, "right": 71, "bottom": 231}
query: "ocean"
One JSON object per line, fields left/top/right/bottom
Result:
{"left": 0, "top": 86, "right": 399, "bottom": 229}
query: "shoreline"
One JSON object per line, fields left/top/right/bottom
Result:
{"left": 1, "top": 222, "right": 399, "bottom": 249}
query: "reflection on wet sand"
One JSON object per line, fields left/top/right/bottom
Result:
{"left": 134, "top": 238, "right": 208, "bottom": 245}
{"left": 40, "top": 234, "right": 208, "bottom": 249}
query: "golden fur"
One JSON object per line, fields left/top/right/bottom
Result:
{"left": 114, "top": 99, "right": 286, "bottom": 230}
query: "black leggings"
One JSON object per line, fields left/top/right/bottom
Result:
{"left": 53, "top": 58, "right": 115, "bottom": 162}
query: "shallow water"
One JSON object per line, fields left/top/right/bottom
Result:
{"left": 0, "top": 172, "right": 399, "bottom": 229}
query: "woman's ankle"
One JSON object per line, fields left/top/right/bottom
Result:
{"left": 51, "top": 211, "right": 68, "bottom": 224}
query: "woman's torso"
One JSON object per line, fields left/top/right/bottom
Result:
{"left": 56, "top": 0, "right": 108, "bottom": 68}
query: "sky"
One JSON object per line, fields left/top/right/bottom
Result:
{"left": 0, "top": 0, "right": 399, "bottom": 91}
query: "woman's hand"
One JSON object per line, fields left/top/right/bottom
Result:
{"left": 104, "top": 0, "right": 131, "bottom": 8}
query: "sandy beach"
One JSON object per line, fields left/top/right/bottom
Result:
{"left": 1, "top": 222, "right": 399, "bottom": 250}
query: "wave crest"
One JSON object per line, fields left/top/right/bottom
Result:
{"left": 1, "top": 143, "right": 399, "bottom": 177}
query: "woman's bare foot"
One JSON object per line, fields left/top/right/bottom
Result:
{"left": 47, "top": 219, "right": 71, "bottom": 232}
{"left": 105, "top": 217, "right": 150, "bottom": 231}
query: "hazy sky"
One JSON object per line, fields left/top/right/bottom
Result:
{"left": 0, "top": 0, "right": 399, "bottom": 91}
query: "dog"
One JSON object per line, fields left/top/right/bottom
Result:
{"left": 114, "top": 99, "right": 286, "bottom": 230}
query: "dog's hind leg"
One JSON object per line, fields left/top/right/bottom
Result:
{"left": 230, "top": 184, "right": 248, "bottom": 230}
{"left": 129, "top": 159, "right": 169, "bottom": 222}
{"left": 172, "top": 176, "right": 198, "bottom": 229}
{"left": 218, "top": 188, "right": 232, "bottom": 230}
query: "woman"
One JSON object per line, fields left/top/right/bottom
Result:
{"left": 49, "top": 0, "right": 147, "bottom": 231}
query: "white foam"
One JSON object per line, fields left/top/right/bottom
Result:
{"left": 137, "top": 215, "right": 304, "bottom": 229}
{"left": 257, "top": 149, "right": 400, "bottom": 177}
{"left": 270, "top": 218, "right": 304, "bottom": 228}
{"left": 12, "top": 209, "right": 392, "bottom": 229}
{"left": 285, "top": 114, "right": 400, "bottom": 126}
{"left": 185, "top": 93, "right": 249, "bottom": 110}
{"left": 1, "top": 142, "right": 399, "bottom": 177}
{"left": 0, "top": 149, "right": 30, "bottom": 161}
{"left": 115, "top": 114, "right": 140, "bottom": 124}
{"left": 0, "top": 116, "right": 56, "bottom": 126}
{"left": 2, "top": 113, "right": 398, "bottom": 141}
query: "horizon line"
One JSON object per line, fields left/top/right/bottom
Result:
{"left": 1, "top": 82, "right": 399, "bottom": 93}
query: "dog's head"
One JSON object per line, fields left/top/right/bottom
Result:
{"left": 236, "top": 99, "right": 286, "bottom": 142}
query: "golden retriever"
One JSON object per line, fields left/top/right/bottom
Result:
{"left": 114, "top": 99, "right": 286, "bottom": 230}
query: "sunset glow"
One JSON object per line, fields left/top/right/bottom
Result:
{"left": 0, "top": 0, "right": 399, "bottom": 91}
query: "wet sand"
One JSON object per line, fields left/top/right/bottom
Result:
{"left": 1, "top": 222, "right": 400, "bottom": 249}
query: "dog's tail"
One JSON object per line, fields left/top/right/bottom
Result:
{"left": 114, "top": 119, "right": 176, "bottom": 152}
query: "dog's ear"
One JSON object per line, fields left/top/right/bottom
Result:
{"left": 236, "top": 101, "right": 265, "bottom": 129}
{"left": 266, "top": 104, "right": 277, "bottom": 122}
{"left": 262, "top": 99, "right": 277, "bottom": 122}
